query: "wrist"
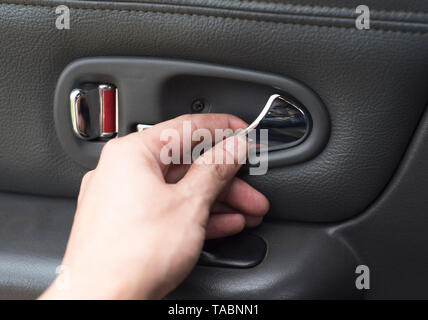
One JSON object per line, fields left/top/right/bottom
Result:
{"left": 39, "top": 273, "right": 160, "bottom": 300}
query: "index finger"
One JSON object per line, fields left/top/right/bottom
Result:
{"left": 127, "top": 114, "right": 247, "bottom": 173}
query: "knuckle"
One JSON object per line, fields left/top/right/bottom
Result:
{"left": 175, "top": 184, "right": 207, "bottom": 211}
{"left": 101, "top": 138, "right": 120, "bottom": 155}
{"left": 221, "top": 141, "right": 235, "bottom": 162}
{"left": 81, "top": 171, "right": 93, "bottom": 185}
{"left": 101, "top": 137, "right": 136, "bottom": 159}
{"left": 212, "top": 163, "right": 229, "bottom": 182}
{"left": 175, "top": 184, "right": 193, "bottom": 202}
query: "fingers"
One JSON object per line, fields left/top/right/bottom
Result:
{"left": 167, "top": 170, "right": 269, "bottom": 220}
{"left": 97, "top": 135, "right": 165, "bottom": 181}
{"left": 205, "top": 213, "right": 245, "bottom": 239}
{"left": 145, "top": 113, "right": 247, "bottom": 146}
{"left": 178, "top": 135, "right": 248, "bottom": 210}
{"left": 211, "top": 202, "right": 265, "bottom": 228}
{"left": 125, "top": 114, "right": 247, "bottom": 173}
{"left": 244, "top": 216, "right": 264, "bottom": 228}
{"left": 97, "top": 114, "right": 247, "bottom": 183}
{"left": 218, "top": 177, "right": 270, "bottom": 217}
{"left": 205, "top": 213, "right": 264, "bottom": 239}
{"left": 205, "top": 174, "right": 269, "bottom": 238}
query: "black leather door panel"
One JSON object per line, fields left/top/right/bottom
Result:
{"left": 1, "top": 0, "right": 428, "bottom": 222}
{"left": 335, "top": 109, "right": 428, "bottom": 299}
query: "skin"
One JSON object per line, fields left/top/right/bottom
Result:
{"left": 40, "top": 114, "right": 269, "bottom": 300}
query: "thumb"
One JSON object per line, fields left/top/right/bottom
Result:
{"left": 178, "top": 134, "right": 248, "bottom": 207}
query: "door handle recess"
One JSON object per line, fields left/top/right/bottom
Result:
{"left": 198, "top": 233, "right": 267, "bottom": 268}
{"left": 71, "top": 89, "right": 310, "bottom": 154}
{"left": 54, "top": 57, "right": 329, "bottom": 169}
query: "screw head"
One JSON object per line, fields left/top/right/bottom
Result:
{"left": 191, "top": 99, "right": 205, "bottom": 113}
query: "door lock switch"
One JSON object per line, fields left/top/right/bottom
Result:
{"left": 70, "top": 83, "right": 118, "bottom": 140}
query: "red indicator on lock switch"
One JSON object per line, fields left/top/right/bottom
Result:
{"left": 102, "top": 87, "right": 116, "bottom": 134}
{"left": 98, "top": 84, "right": 117, "bottom": 137}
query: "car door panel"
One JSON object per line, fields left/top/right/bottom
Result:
{"left": 1, "top": 0, "right": 428, "bottom": 299}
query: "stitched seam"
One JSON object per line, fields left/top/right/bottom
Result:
{"left": 233, "top": 0, "right": 428, "bottom": 16}
{"left": 93, "top": 0, "right": 428, "bottom": 23}
{"left": 88, "top": 0, "right": 428, "bottom": 16}
{"left": 1, "top": 2, "right": 427, "bottom": 35}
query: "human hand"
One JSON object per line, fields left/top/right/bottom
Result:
{"left": 40, "top": 114, "right": 269, "bottom": 300}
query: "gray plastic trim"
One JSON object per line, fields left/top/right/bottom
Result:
{"left": 54, "top": 57, "right": 330, "bottom": 169}
{"left": 0, "top": 192, "right": 359, "bottom": 299}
